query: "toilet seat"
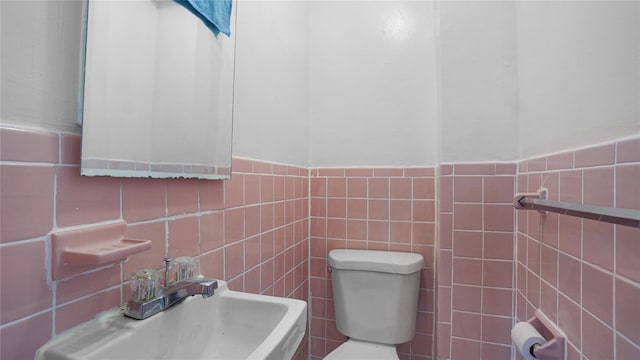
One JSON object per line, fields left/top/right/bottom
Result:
{"left": 324, "top": 339, "right": 399, "bottom": 360}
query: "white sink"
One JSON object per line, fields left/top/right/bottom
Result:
{"left": 37, "top": 281, "right": 307, "bottom": 360}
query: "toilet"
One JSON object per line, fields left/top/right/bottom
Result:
{"left": 325, "top": 249, "right": 424, "bottom": 360}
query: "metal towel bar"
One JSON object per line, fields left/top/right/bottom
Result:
{"left": 514, "top": 188, "right": 640, "bottom": 228}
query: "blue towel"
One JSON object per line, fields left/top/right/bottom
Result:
{"left": 174, "top": 0, "right": 232, "bottom": 37}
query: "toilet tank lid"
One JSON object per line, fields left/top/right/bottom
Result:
{"left": 328, "top": 249, "right": 424, "bottom": 274}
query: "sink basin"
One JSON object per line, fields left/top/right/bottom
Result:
{"left": 36, "top": 281, "right": 307, "bottom": 360}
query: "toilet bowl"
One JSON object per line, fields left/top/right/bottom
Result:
{"left": 323, "top": 249, "right": 424, "bottom": 360}
{"left": 325, "top": 339, "right": 399, "bottom": 360}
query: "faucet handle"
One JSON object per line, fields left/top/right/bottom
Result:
{"left": 172, "top": 257, "right": 200, "bottom": 282}
{"left": 129, "top": 269, "right": 162, "bottom": 301}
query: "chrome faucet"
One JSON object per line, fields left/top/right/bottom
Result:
{"left": 124, "top": 258, "right": 217, "bottom": 320}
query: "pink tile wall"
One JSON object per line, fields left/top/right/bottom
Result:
{"left": 0, "top": 127, "right": 310, "bottom": 360}
{"left": 437, "top": 163, "right": 517, "bottom": 360}
{"left": 309, "top": 167, "right": 437, "bottom": 360}
{"left": 516, "top": 136, "right": 640, "bottom": 360}
{"left": 3, "top": 125, "right": 637, "bottom": 360}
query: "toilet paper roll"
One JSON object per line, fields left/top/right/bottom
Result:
{"left": 511, "top": 321, "right": 545, "bottom": 360}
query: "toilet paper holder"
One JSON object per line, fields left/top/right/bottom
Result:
{"left": 526, "top": 310, "right": 566, "bottom": 360}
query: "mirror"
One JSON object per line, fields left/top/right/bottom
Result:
{"left": 79, "top": 0, "right": 236, "bottom": 180}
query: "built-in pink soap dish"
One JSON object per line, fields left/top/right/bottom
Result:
{"left": 51, "top": 220, "right": 151, "bottom": 280}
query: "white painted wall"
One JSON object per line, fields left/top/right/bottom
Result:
{"left": 231, "top": 0, "right": 310, "bottom": 167}
{"left": 438, "top": 1, "right": 519, "bottom": 163}
{"left": 1, "top": 0, "right": 83, "bottom": 133}
{"left": 308, "top": 0, "right": 439, "bottom": 167}
{"left": 2, "top": 0, "right": 638, "bottom": 167}
{"left": 516, "top": 1, "right": 640, "bottom": 158}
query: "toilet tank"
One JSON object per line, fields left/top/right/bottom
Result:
{"left": 328, "top": 249, "right": 424, "bottom": 345}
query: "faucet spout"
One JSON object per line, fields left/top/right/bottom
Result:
{"left": 164, "top": 278, "right": 218, "bottom": 308}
